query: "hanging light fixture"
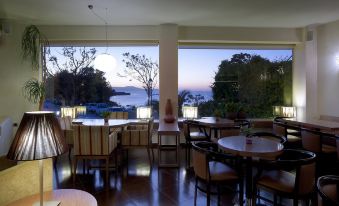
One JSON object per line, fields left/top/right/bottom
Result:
{"left": 89, "top": 5, "right": 117, "bottom": 73}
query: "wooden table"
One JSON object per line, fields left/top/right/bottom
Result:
{"left": 7, "top": 189, "right": 97, "bottom": 206}
{"left": 196, "top": 117, "right": 235, "bottom": 138}
{"left": 158, "top": 120, "right": 180, "bottom": 168}
{"left": 218, "top": 136, "right": 284, "bottom": 205}
{"left": 279, "top": 117, "right": 339, "bottom": 134}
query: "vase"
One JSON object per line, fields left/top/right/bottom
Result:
{"left": 164, "top": 99, "right": 175, "bottom": 123}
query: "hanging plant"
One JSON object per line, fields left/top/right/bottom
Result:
{"left": 22, "top": 78, "right": 45, "bottom": 111}
{"left": 21, "top": 25, "right": 49, "bottom": 70}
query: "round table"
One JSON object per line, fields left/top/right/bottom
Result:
{"left": 7, "top": 189, "right": 97, "bottom": 206}
{"left": 218, "top": 135, "right": 284, "bottom": 159}
{"left": 218, "top": 136, "right": 284, "bottom": 205}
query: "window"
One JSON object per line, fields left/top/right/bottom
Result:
{"left": 178, "top": 47, "right": 293, "bottom": 118}
{"left": 44, "top": 45, "right": 159, "bottom": 119}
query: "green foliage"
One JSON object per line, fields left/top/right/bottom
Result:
{"left": 101, "top": 111, "right": 111, "bottom": 118}
{"left": 23, "top": 78, "right": 45, "bottom": 110}
{"left": 21, "top": 25, "right": 48, "bottom": 70}
{"left": 45, "top": 67, "right": 113, "bottom": 106}
{"left": 211, "top": 53, "right": 292, "bottom": 118}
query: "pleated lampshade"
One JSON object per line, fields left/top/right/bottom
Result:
{"left": 7, "top": 111, "right": 68, "bottom": 161}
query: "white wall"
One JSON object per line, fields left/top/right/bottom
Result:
{"left": 317, "top": 20, "right": 339, "bottom": 117}
{"left": 0, "top": 21, "right": 37, "bottom": 126}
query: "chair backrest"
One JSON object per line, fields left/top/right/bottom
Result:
{"left": 109, "top": 112, "right": 128, "bottom": 119}
{"left": 273, "top": 122, "right": 287, "bottom": 137}
{"left": 252, "top": 132, "right": 287, "bottom": 144}
{"left": 58, "top": 116, "right": 73, "bottom": 130}
{"left": 234, "top": 119, "right": 251, "bottom": 128}
{"left": 121, "top": 119, "right": 153, "bottom": 146}
{"left": 276, "top": 149, "right": 316, "bottom": 195}
{"left": 183, "top": 120, "right": 208, "bottom": 139}
{"left": 72, "top": 125, "right": 118, "bottom": 155}
{"left": 301, "top": 128, "right": 322, "bottom": 153}
{"left": 220, "top": 126, "right": 241, "bottom": 137}
{"left": 317, "top": 175, "right": 339, "bottom": 206}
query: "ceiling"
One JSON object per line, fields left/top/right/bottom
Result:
{"left": 1, "top": 0, "right": 339, "bottom": 28}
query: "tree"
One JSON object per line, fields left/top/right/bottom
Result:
{"left": 46, "top": 47, "right": 97, "bottom": 105}
{"left": 119, "top": 53, "right": 159, "bottom": 106}
{"left": 212, "top": 53, "right": 292, "bottom": 117}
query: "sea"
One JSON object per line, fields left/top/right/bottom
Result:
{"left": 110, "top": 86, "right": 212, "bottom": 107}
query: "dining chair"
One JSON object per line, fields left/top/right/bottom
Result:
{"left": 253, "top": 149, "right": 316, "bottom": 206}
{"left": 317, "top": 175, "right": 339, "bottom": 206}
{"left": 58, "top": 116, "right": 74, "bottom": 159}
{"left": 183, "top": 120, "right": 210, "bottom": 168}
{"left": 72, "top": 125, "right": 119, "bottom": 185}
{"left": 192, "top": 141, "right": 243, "bottom": 206}
{"left": 120, "top": 119, "right": 154, "bottom": 166}
{"left": 273, "top": 119, "right": 301, "bottom": 148}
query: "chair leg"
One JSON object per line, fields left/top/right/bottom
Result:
{"left": 106, "top": 157, "right": 109, "bottom": 188}
{"left": 147, "top": 146, "right": 152, "bottom": 166}
{"left": 206, "top": 182, "right": 211, "bottom": 206}
{"left": 73, "top": 157, "right": 78, "bottom": 184}
{"left": 68, "top": 146, "right": 72, "bottom": 161}
{"left": 217, "top": 185, "right": 221, "bottom": 206}
{"left": 187, "top": 143, "right": 191, "bottom": 168}
{"left": 114, "top": 149, "right": 118, "bottom": 178}
{"left": 273, "top": 194, "right": 277, "bottom": 206}
{"left": 293, "top": 198, "right": 298, "bottom": 206}
{"left": 194, "top": 178, "right": 198, "bottom": 206}
{"left": 151, "top": 146, "right": 155, "bottom": 163}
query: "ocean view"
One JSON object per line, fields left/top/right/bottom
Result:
{"left": 110, "top": 86, "right": 212, "bottom": 107}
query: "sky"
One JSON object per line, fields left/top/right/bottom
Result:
{"left": 47, "top": 46, "right": 292, "bottom": 91}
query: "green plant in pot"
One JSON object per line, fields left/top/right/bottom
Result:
{"left": 101, "top": 111, "right": 111, "bottom": 123}
{"left": 21, "top": 25, "right": 49, "bottom": 111}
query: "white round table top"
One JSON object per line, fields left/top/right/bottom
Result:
{"left": 218, "top": 136, "right": 284, "bottom": 159}
{"left": 7, "top": 189, "right": 97, "bottom": 206}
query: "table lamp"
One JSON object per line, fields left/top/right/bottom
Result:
{"left": 60, "top": 107, "right": 76, "bottom": 118}
{"left": 137, "top": 106, "right": 152, "bottom": 120}
{"left": 7, "top": 111, "right": 68, "bottom": 206}
{"left": 182, "top": 106, "right": 198, "bottom": 119}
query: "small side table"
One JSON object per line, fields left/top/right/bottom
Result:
{"left": 7, "top": 189, "right": 97, "bottom": 206}
{"left": 158, "top": 120, "right": 180, "bottom": 168}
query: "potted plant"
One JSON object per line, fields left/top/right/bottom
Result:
{"left": 241, "top": 127, "right": 253, "bottom": 144}
{"left": 21, "top": 25, "right": 49, "bottom": 110}
{"left": 101, "top": 111, "right": 111, "bottom": 123}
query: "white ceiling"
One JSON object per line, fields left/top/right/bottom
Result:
{"left": 1, "top": 0, "right": 339, "bottom": 28}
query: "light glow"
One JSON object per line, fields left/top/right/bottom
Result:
{"left": 182, "top": 106, "right": 198, "bottom": 119}
{"left": 94, "top": 53, "right": 117, "bottom": 74}
{"left": 61, "top": 107, "right": 76, "bottom": 118}
{"left": 137, "top": 106, "right": 152, "bottom": 119}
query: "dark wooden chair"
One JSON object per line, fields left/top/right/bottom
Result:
{"left": 192, "top": 141, "right": 244, "bottom": 206}
{"left": 317, "top": 175, "right": 339, "bottom": 206}
{"left": 183, "top": 120, "right": 210, "bottom": 168}
{"left": 253, "top": 149, "right": 317, "bottom": 206}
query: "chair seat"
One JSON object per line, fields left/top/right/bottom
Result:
{"left": 209, "top": 161, "right": 238, "bottom": 181}
{"left": 189, "top": 132, "right": 208, "bottom": 141}
{"left": 257, "top": 170, "right": 295, "bottom": 193}
{"left": 287, "top": 135, "right": 301, "bottom": 142}
{"left": 322, "top": 144, "right": 337, "bottom": 154}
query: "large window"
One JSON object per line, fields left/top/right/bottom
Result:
{"left": 44, "top": 45, "right": 159, "bottom": 119}
{"left": 178, "top": 47, "right": 293, "bottom": 118}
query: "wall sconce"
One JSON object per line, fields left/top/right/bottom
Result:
{"left": 74, "top": 106, "right": 86, "bottom": 116}
{"left": 60, "top": 107, "right": 76, "bottom": 118}
{"left": 281, "top": 106, "right": 296, "bottom": 118}
{"left": 137, "top": 106, "right": 152, "bottom": 119}
{"left": 182, "top": 106, "right": 198, "bottom": 119}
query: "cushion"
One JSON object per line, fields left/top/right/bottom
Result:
{"left": 322, "top": 144, "right": 337, "bottom": 154}
{"left": 209, "top": 161, "right": 238, "bottom": 181}
{"left": 257, "top": 170, "right": 295, "bottom": 193}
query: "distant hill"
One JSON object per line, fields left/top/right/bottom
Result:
{"left": 113, "top": 86, "right": 159, "bottom": 95}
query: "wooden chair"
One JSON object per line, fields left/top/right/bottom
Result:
{"left": 120, "top": 119, "right": 154, "bottom": 166}
{"left": 183, "top": 120, "right": 210, "bottom": 168}
{"left": 192, "top": 141, "right": 243, "bottom": 206}
{"left": 273, "top": 118, "right": 301, "bottom": 148}
{"left": 58, "top": 116, "right": 73, "bottom": 159}
{"left": 317, "top": 175, "right": 339, "bottom": 206}
{"left": 72, "top": 125, "right": 118, "bottom": 184}
{"left": 109, "top": 111, "right": 128, "bottom": 119}
{"left": 254, "top": 149, "right": 316, "bottom": 206}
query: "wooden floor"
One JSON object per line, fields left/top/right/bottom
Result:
{"left": 54, "top": 146, "right": 316, "bottom": 206}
